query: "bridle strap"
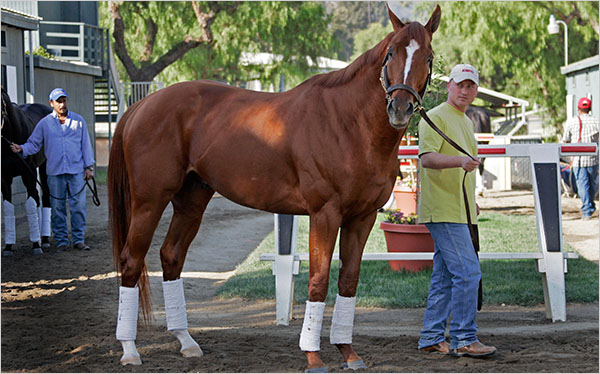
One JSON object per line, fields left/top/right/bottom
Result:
{"left": 380, "top": 46, "right": 432, "bottom": 110}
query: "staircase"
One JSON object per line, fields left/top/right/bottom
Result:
{"left": 94, "top": 77, "right": 119, "bottom": 134}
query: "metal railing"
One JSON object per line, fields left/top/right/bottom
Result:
{"left": 121, "top": 81, "right": 165, "bottom": 106}
{"left": 39, "top": 21, "right": 108, "bottom": 71}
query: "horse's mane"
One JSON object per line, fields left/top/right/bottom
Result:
{"left": 306, "top": 22, "right": 431, "bottom": 89}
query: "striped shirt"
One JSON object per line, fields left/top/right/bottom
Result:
{"left": 562, "top": 113, "right": 599, "bottom": 167}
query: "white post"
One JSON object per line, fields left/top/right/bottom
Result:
{"left": 529, "top": 144, "right": 566, "bottom": 322}
{"left": 273, "top": 214, "right": 299, "bottom": 326}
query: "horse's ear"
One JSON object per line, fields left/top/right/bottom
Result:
{"left": 425, "top": 4, "right": 441, "bottom": 34}
{"left": 387, "top": 4, "right": 405, "bottom": 32}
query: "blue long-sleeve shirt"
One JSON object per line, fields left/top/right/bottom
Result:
{"left": 21, "top": 111, "right": 95, "bottom": 176}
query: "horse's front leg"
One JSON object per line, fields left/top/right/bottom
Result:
{"left": 301, "top": 207, "right": 342, "bottom": 372}
{"left": 332, "top": 211, "right": 377, "bottom": 370}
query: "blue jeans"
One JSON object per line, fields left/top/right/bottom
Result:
{"left": 47, "top": 173, "right": 87, "bottom": 247}
{"left": 574, "top": 165, "right": 598, "bottom": 217}
{"left": 418, "top": 223, "right": 481, "bottom": 350}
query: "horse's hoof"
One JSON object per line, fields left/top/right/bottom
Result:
{"left": 120, "top": 353, "right": 142, "bottom": 366}
{"left": 2, "top": 250, "right": 14, "bottom": 257}
{"left": 31, "top": 248, "right": 43, "bottom": 255}
{"left": 181, "top": 345, "right": 203, "bottom": 358}
{"left": 41, "top": 237, "right": 51, "bottom": 249}
{"left": 341, "top": 359, "right": 366, "bottom": 370}
{"left": 305, "top": 366, "right": 328, "bottom": 373}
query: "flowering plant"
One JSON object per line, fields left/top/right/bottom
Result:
{"left": 383, "top": 209, "right": 418, "bottom": 225}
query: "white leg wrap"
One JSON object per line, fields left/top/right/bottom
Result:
{"left": 117, "top": 286, "right": 141, "bottom": 365}
{"left": 163, "top": 278, "right": 202, "bottom": 357}
{"left": 330, "top": 294, "right": 356, "bottom": 345}
{"left": 40, "top": 207, "right": 52, "bottom": 237}
{"left": 116, "top": 286, "right": 139, "bottom": 341}
{"left": 3, "top": 201, "right": 16, "bottom": 245}
{"left": 299, "top": 301, "right": 326, "bottom": 352}
{"left": 25, "top": 197, "right": 41, "bottom": 242}
{"left": 163, "top": 278, "right": 188, "bottom": 330}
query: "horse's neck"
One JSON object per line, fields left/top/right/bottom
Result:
{"left": 340, "top": 65, "right": 404, "bottom": 153}
{"left": 6, "top": 108, "right": 34, "bottom": 143}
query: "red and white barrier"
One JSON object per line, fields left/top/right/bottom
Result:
{"left": 262, "top": 143, "right": 598, "bottom": 324}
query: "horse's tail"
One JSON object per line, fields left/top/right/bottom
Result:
{"left": 108, "top": 104, "right": 152, "bottom": 324}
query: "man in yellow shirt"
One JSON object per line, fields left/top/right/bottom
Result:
{"left": 417, "top": 64, "right": 496, "bottom": 357}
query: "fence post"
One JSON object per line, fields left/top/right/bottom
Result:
{"left": 529, "top": 144, "right": 566, "bottom": 322}
{"left": 273, "top": 214, "right": 298, "bottom": 325}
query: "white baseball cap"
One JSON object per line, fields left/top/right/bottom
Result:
{"left": 449, "top": 64, "right": 479, "bottom": 86}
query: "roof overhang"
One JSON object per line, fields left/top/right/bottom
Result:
{"left": 560, "top": 55, "right": 600, "bottom": 76}
{"left": 1, "top": 7, "right": 40, "bottom": 31}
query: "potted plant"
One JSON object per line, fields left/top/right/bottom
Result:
{"left": 379, "top": 210, "right": 434, "bottom": 273}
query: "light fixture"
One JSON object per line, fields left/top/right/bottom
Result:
{"left": 547, "top": 14, "right": 568, "bottom": 66}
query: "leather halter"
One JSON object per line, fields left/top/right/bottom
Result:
{"left": 379, "top": 46, "right": 432, "bottom": 110}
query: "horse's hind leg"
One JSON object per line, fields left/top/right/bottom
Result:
{"left": 1, "top": 177, "right": 16, "bottom": 256}
{"left": 331, "top": 211, "right": 377, "bottom": 370}
{"left": 21, "top": 171, "right": 42, "bottom": 254}
{"left": 160, "top": 173, "right": 214, "bottom": 358}
{"left": 117, "top": 196, "right": 171, "bottom": 366}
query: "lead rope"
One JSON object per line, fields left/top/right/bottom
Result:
{"left": 417, "top": 108, "right": 483, "bottom": 311}
{"left": 1, "top": 135, "right": 100, "bottom": 206}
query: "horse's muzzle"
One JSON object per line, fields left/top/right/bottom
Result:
{"left": 386, "top": 98, "right": 414, "bottom": 129}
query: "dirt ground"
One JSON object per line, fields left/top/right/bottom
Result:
{"left": 1, "top": 184, "right": 598, "bottom": 373}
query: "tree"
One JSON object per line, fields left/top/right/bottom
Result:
{"left": 326, "top": 1, "right": 415, "bottom": 61}
{"left": 420, "top": 1, "right": 599, "bottom": 131}
{"left": 100, "top": 1, "right": 338, "bottom": 87}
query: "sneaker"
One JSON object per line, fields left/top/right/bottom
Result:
{"left": 2, "top": 246, "right": 14, "bottom": 257}
{"left": 451, "top": 341, "right": 496, "bottom": 358}
{"left": 57, "top": 245, "right": 70, "bottom": 252}
{"left": 31, "top": 242, "right": 43, "bottom": 255}
{"left": 420, "top": 341, "right": 450, "bottom": 354}
{"left": 73, "top": 242, "right": 91, "bottom": 251}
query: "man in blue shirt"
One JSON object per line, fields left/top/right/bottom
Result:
{"left": 11, "top": 88, "right": 95, "bottom": 251}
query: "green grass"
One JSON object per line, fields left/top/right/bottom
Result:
{"left": 215, "top": 212, "right": 599, "bottom": 307}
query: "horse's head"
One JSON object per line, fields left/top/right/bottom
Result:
{"left": 381, "top": 5, "right": 441, "bottom": 129}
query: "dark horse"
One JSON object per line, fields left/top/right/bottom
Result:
{"left": 109, "top": 5, "right": 441, "bottom": 370}
{"left": 466, "top": 105, "right": 491, "bottom": 179}
{"left": 1, "top": 88, "right": 52, "bottom": 256}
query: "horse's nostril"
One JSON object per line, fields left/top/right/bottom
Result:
{"left": 406, "top": 101, "right": 414, "bottom": 116}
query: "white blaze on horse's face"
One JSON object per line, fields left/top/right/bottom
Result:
{"left": 403, "top": 39, "right": 420, "bottom": 84}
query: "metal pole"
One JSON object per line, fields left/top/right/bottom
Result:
{"left": 108, "top": 72, "right": 112, "bottom": 151}
{"left": 28, "top": 30, "right": 35, "bottom": 103}
{"left": 557, "top": 20, "right": 568, "bottom": 66}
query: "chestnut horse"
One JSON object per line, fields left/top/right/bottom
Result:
{"left": 109, "top": 5, "right": 440, "bottom": 371}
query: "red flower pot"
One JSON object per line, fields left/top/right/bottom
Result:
{"left": 393, "top": 185, "right": 417, "bottom": 215}
{"left": 379, "top": 221, "right": 434, "bottom": 273}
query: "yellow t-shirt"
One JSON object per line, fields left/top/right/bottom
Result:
{"left": 417, "top": 102, "right": 477, "bottom": 224}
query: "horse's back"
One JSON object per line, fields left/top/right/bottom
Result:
{"left": 116, "top": 80, "right": 309, "bottom": 213}
{"left": 19, "top": 104, "right": 52, "bottom": 127}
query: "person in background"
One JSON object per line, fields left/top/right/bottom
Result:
{"left": 11, "top": 88, "right": 95, "bottom": 251}
{"left": 562, "top": 97, "right": 599, "bottom": 220}
{"left": 416, "top": 64, "right": 496, "bottom": 357}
